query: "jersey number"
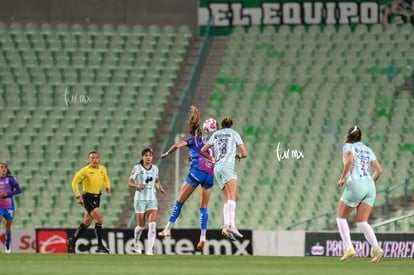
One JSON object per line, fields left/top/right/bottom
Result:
{"left": 359, "top": 160, "right": 369, "bottom": 177}
{"left": 218, "top": 141, "right": 227, "bottom": 160}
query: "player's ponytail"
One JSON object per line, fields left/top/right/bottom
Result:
{"left": 344, "top": 125, "right": 362, "bottom": 143}
{"left": 188, "top": 105, "right": 202, "bottom": 137}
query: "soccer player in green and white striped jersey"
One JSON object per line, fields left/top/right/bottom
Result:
{"left": 200, "top": 117, "right": 248, "bottom": 241}
{"left": 128, "top": 148, "right": 166, "bottom": 255}
{"left": 336, "top": 126, "right": 384, "bottom": 263}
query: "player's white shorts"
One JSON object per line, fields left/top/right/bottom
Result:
{"left": 134, "top": 199, "right": 158, "bottom": 213}
{"left": 341, "top": 179, "right": 376, "bottom": 207}
{"left": 214, "top": 162, "right": 237, "bottom": 190}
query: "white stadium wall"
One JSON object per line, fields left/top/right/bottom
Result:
{"left": 252, "top": 230, "right": 305, "bottom": 256}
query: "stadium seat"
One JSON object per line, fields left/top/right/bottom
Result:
{"left": 175, "top": 21, "right": 414, "bottom": 232}
{"left": 1, "top": 22, "right": 191, "bottom": 229}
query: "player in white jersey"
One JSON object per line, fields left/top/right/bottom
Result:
{"left": 336, "top": 126, "right": 384, "bottom": 263}
{"left": 128, "top": 148, "right": 166, "bottom": 255}
{"left": 200, "top": 117, "right": 248, "bottom": 241}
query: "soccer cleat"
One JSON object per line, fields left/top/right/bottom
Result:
{"left": 5, "top": 245, "right": 11, "bottom": 253}
{"left": 229, "top": 227, "right": 243, "bottom": 239}
{"left": 158, "top": 229, "right": 171, "bottom": 238}
{"left": 196, "top": 237, "right": 206, "bottom": 250}
{"left": 96, "top": 245, "right": 110, "bottom": 254}
{"left": 371, "top": 247, "right": 384, "bottom": 263}
{"left": 221, "top": 227, "right": 236, "bottom": 242}
{"left": 68, "top": 238, "right": 76, "bottom": 253}
{"left": 340, "top": 248, "right": 356, "bottom": 262}
{"left": 134, "top": 242, "right": 142, "bottom": 254}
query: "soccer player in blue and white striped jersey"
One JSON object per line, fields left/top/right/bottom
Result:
{"left": 128, "top": 148, "right": 166, "bottom": 255}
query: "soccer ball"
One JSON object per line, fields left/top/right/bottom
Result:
{"left": 203, "top": 118, "right": 218, "bottom": 134}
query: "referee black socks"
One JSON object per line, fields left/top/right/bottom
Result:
{"left": 73, "top": 223, "right": 87, "bottom": 241}
{"left": 95, "top": 223, "right": 103, "bottom": 246}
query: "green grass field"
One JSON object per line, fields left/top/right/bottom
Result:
{"left": 1, "top": 254, "right": 413, "bottom": 275}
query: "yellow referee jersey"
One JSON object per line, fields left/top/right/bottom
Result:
{"left": 71, "top": 165, "right": 110, "bottom": 197}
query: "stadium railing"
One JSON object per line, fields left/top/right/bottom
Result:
{"left": 285, "top": 175, "right": 414, "bottom": 231}
{"left": 372, "top": 211, "right": 414, "bottom": 231}
{"left": 381, "top": 175, "right": 414, "bottom": 219}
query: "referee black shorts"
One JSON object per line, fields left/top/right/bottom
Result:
{"left": 82, "top": 193, "right": 101, "bottom": 213}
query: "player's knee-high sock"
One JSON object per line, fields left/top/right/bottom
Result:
{"left": 95, "top": 223, "right": 103, "bottom": 246}
{"left": 73, "top": 223, "right": 87, "bottom": 241}
{"left": 336, "top": 218, "right": 354, "bottom": 250}
{"left": 227, "top": 200, "right": 236, "bottom": 228}
{"left": 200, "top": 208, "right": 208, "bottom": 238}
{"left": 134, "top": 225, "right": 144, "bottom": 242}
{"left": 223, "top": 203, "right": 229, "bottom": 227}
{"left": 5, "top": 233, "right": 11, "bottom": 248}
{"left": 147, "top": 222, "right": 156, "bottom": 253}
{"left": 357, "top": 221, "right": 380, "bottom": 250}
{"left": 166, "top": 201, "right": 183, "bottom": 230}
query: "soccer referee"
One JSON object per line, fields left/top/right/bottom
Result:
{"left": 68, "top": 151, "right": 111, "bottom": 253}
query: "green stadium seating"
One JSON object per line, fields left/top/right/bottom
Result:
{"left": 3, "top": 20, "right": 412, "bottom": 232}
{"left": 167, "top": 22, "right": 414, "bottom": 232}
{"left": 0, "top": 22, "right": 192, "bottom": 229}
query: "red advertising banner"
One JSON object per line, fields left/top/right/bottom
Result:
{"left": 36, "top": 230, "right": 69, "bottom": 253}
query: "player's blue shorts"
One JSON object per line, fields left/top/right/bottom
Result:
{"left": 0, "top": 208, "right": 14, "bottom": 221}
{"left": 185, "top": 168, "right": 214, "bottom": 189}
{"left": 341, "top": 178, "right": 376, "bottom": 207}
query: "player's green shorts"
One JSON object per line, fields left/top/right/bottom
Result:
{"left": 214, "top": 162, "right": 237, "bottom": 190}
{"left": 134, "top": 199, "right": 158, "bottom": 213}
{"left": 340, "top": 178, "right": 376, "bottom": 207}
